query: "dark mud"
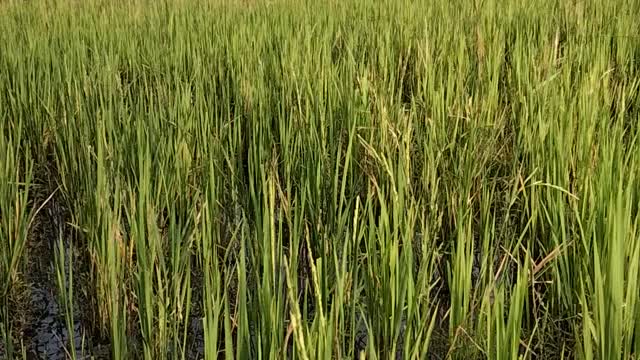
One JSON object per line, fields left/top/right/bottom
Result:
{"left": 25, "top": 287, "right": 83, "bottom": 359}
{"left": 186, "top": 265, "right": 205, "bottom": 360}
{"left": 18, "top": 194, "right": 109, "bottom": 360}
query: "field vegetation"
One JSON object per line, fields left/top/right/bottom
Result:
{"left": 1, "top": 0, "right": 639, "bottom": 359}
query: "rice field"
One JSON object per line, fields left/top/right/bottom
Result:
{"left": 1, "top": 0, "right": 639, "bottom": 359}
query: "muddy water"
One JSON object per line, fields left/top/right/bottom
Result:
{"left": 187, "top": 317, "right": 205, "bottom": 359}
{"left": 21, "top": 198, "right": 108, "bottom": 360}
{"left": 26, "top": 286, "right": 84, "bottom": 359}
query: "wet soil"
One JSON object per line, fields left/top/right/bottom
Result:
{"left": 186, "top": 264, "right": 205, "bottom": 360}
{"left": 16, "top": 191, "right": 109, "bottom": 360}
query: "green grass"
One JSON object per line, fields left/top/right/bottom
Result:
{"left": 1, "top": 0, "right": 639, "bottom": 359}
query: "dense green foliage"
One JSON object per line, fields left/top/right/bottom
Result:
{"left": 1, "top": 0, "right": 639, "bottom": 358}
